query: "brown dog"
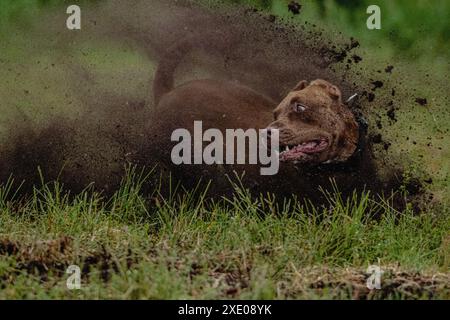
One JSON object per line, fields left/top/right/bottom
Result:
{"left": 152, "top": 77, "right": 359, "bottom": 167}
{"left": 152, "top": 34, "right": 359, "bottom": 168}
{"left": 144, "top": 33, "right": 362, "bottom": 199}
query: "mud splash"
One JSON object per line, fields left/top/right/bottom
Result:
{"left": 0, "top": 0, "right": 438, "bottom": 206}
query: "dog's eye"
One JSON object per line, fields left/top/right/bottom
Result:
{"left": 293, "top": 102, "right": 308, "bottom": 113}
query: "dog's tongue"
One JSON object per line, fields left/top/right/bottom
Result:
{"left": 279, "top": 140, "right": 328, "bottom": 162}
{"left": 294, "top": 141, "right": 320, "bottom": 153}
{"left": 280, "top": 150, "right": 307, "bottom": 162}
{"left": 279, "top": 143, "right": 313, "bottom": 161}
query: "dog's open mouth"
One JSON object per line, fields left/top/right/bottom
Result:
{"left": 279, "top": 138, "right": 329, "bottom": 162}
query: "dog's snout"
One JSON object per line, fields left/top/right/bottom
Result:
{"left": 265, "top": 126, "right": 280, "bottom": 139}
{"left": 266, "top": 121, "right": 283, "bottom": 132}
{"left": 263, "top": 126, "right": 282, "bottom": 151}
{"left": 266, "top": 121, "right": 287, "bottom": 135}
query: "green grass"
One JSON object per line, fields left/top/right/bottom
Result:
{"left": 0, "top": 170, "right": 449, "bottom": 299}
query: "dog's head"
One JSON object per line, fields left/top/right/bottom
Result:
{"left": 267, "top": 79, "right": 359, "bottom": 164}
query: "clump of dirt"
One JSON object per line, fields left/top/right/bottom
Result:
{"left": 352, "top": 54, "right": 363, "bottom": 63}
{"left": 0, "top": 237, "right": 122, "bottom": 283}
{"left": 415, "top": 97, "right": 428, "bottom": 106}
{"left": 280, "top": 266, "right": 450, "bottom": 299}
{"left": 0, "top": 237, "right": 73, "bottom": 281}
{"left": 385, "top": 65, "right": 394, "bottom": 73}
{"left": 319, "top": 38, "right": 360, "bottom": 66}
{"left": 288, "top": 1, "right": 302, "bottom": 15}
{"left": 387, "top": 107, "right": 398, "bottom": 122}
{"left": 0, "top": 239, "right": 19, "bottom": 256}
{"left": 370, "top": 133, "right": 383, "bottom": 144}
{"left": 82, "top": 245, "right": 119, "bottom": 282}
{"left": 371, "top": 80, "right": 384, "bottom": 90}
{"left": 210, "top": 265, "right": 251, "bottom": 298}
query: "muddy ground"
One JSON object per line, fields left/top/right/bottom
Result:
{"left": 1, "top": 236, "right": 448, "bottom": 299}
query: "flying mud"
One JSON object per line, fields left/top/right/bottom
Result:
{"left": 0, "top": 0, "right": 436, "bottom": 208}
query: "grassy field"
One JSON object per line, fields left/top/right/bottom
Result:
{"left": 0, "top": 171, "right": 449, "bottom": 299}
{"left": 0, "top": 0, "right": 449, "bottom": 299}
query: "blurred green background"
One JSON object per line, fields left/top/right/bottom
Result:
{"left": 1, "top": 0, "right": 449, "bottom": 61}
{"left": 227, "top": 0, "right": 450, "bottom": 60}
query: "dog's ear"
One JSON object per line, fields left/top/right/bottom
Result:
{"left": 292, "top": 80, "right": 308, "bottom": 91}
{"left": 327, "top": 84, "right": 342, "bottom": 102}
{"left": 310, "top": 79, "right": 342, "bottom": 102}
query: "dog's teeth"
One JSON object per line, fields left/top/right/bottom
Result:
{"left": 286, "top": 146, "right": 290, "bottom": 151}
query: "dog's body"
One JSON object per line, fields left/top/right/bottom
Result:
{"left": 154, "top": 79, "right": 275, "bottom": 134}
{"left": 148, "top": 79, "right": 277, "bottom": 193}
